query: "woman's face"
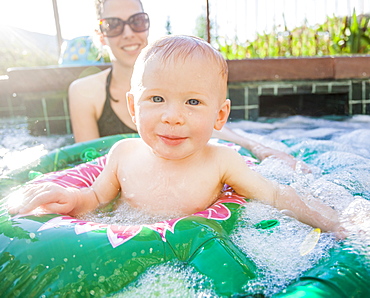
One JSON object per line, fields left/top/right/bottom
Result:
{"left": 101, "top": 0, "right": 149, "bottom": 68}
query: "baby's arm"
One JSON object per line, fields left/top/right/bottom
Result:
{"left": 221, "top": 147, "right": 340, "bottom": 233}
{"left": 7, "top": 143, "right": 123, "bottom": 216}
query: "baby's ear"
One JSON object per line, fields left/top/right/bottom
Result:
{"left": 126, "top": 92, "right": 136, "bottom": 123}
{"left": 214, "top": 99, "right": 230, "bottom": 130}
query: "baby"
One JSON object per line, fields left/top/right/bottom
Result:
{"left": 7, "top": 35, "right": 341, "bottom": 234}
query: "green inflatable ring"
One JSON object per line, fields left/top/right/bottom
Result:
{"left": 0, "top": 195, "right": 256, "bottom": 297}
{"left": 1, "top": 134, "right": 369, "bottom": 297}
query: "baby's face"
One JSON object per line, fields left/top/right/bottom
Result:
{"left": 129, "top": 55, "right": 229, "bottom": 160}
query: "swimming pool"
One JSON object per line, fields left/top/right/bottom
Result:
{"left": 0, "top": 115, "right": 369, "bottom": 297}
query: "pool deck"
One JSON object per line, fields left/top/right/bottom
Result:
{"left": 228, "top": 56, "right": 370, "bottom": 82}
{"left": 1, "top": 56, "right": 370, "bottom": 134}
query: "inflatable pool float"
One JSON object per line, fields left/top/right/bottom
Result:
{"left": 0, "top": 135, "right": 369, "bottom": 297}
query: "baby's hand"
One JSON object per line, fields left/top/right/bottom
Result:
{"left": 340, "top": 198, "right": 370, "bottom": 239}
{"left": 332, "top": 224, "right": 348, "bottom": 240}
{"left": 6, "top": 182, "right": 78, "bottom": 215}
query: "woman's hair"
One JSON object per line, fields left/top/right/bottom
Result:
{"left": 95, "top": 0, "right": 144, "bottom": 19}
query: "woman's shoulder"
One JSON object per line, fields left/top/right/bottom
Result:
{"left": 69, "top": 68, "right": 110, "bottom": 93}
{"left": 68, "top": 68, "right": 110, "bottom": 104}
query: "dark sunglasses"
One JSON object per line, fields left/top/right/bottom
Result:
{"left": 99, "top": 12, "right": 150, "bottom": 37}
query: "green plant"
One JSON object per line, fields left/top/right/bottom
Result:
{"left": 216, "top": 12, "right": 370, "bottom": 59}
{"left": 329, "top": 9, "right": 370, "bottom": 54}
{"left": 216, "top": 36, "right": 248, "bottom": 59}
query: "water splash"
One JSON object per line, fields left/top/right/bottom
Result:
{"left": 113, "top": 261, "right": 216, "bottom": 298}
{"left": 231, "top": 202, "right": 336, "bottom": 297}
{"left": 0, "top": 118, "right": 73, "bottom": 175}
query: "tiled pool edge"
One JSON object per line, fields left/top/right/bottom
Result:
{"left": 1, "top": 56, "right": 369, "bottom": 134}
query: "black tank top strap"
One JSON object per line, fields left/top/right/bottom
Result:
{"left": 106, "top": 68, "right": 119, "bottom": 102}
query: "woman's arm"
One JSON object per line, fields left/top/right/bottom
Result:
{"left": 213, "top": 125, "right": 306, "bottom": 171}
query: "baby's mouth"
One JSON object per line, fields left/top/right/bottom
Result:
{"left": 159, "top": 135, "right": 187, "bottom": 146}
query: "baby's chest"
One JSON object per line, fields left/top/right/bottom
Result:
{"left": 116, "top": 156, "right": 225, "bottom": 211}
{"left": 119, "top": 174, "right": 222, "bottom": 215}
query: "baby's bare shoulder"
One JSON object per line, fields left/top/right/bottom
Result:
{"left": 207, "top": 143, "right": 251, "bottom": 177}
{"left": 111, "top": 138, "right": 143, "bottom": 152}
{"left": 105, "top": 138, "right": 144, "bottom": 166}
{"left": 208, "top": 142, "right": 243, "bottom": 158}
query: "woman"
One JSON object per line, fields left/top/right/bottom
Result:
{"left": 69, "top": 0, "right": 302, "bottom": 169}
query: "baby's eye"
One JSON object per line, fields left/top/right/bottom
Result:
{"left": 187, "top": 99, "right": 200, "bottom": 105}
{"left": 151, "top": 96, "right": 164, "bottom": 103}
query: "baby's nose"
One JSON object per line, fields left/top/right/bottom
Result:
{"left": 161, "top": 105, "right": 185, "bottom": 125}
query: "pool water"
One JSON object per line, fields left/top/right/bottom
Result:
{"left": 0, "top": 117, "right": 74, "bottom": 176}
{"left": 1, "top": 115, "right": 370, "bottom": 297}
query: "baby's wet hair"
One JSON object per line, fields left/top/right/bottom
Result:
{"left": 139, "top": 35, "right": 228, "bottom": 79}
